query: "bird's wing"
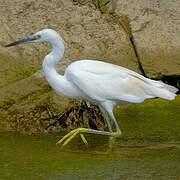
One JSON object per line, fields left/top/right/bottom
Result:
{"left": 65, "top": 60, "right": 178, "bottom": 102}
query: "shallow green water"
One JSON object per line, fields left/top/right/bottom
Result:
{"left": 0, "top": 131, "right": 180, "bottom": 180}
{"left": 0, "top": 96, "right": 180, "bottom": 179}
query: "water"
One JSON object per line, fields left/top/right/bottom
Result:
{"left": 1, "top": 97, "right": 180, "bottom": 179}
{"left": 0, "top": 131, "right": 180, "bottom": 180}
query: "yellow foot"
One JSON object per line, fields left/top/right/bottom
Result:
{"left": 56, "top": 128, "right": 88, "bottom": 147}
{"left": 56, "top": 127, "right": 121, "bottom": 149}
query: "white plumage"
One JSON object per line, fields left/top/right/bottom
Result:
{"left": 5, "top": 29, "right": 178, "bottom": 148}
{"left": 66, "top": 60, "right": 177, "bottom": 103}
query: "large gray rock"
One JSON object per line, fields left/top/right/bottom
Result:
{"left": 0, "top": 0, "right": 138, "bottom": 132}
{"left": 0, "top": 0, "right": 139, "bottom": 70}
{"left": 90, "top": 0, "right": 180, "bottom": 77}
{"left": 0, "top": 0, "right": 179, "bottom": 133}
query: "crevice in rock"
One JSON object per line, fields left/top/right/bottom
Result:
{"left": 71, "top": 0, "right": 148, "bottom": 77}
{"left": 74, "top": 0, "right": 148, "bottom": 77}
{"left": 72, "top": 0, "right": 180, "bottom": 92}
{"left": 84, "top": 1, "right": 180, "bottom": 92}
{"left": 111, "top": 16, "right": 147, "bottom": 77}
{"left": 129, "top": 36, "right": 147, "bottom": 77}
{"left": 102, "top": 14, "right": 148, "bottom": 77}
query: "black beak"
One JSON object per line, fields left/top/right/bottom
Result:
{"left": 4, "top": 35, "right": 40, "bottom": 47}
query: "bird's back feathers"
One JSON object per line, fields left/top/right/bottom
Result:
{"left": 65, "top": 60, "right": 178, "bottom": 103}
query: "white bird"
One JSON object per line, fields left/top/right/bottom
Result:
{"left": 5, "top": 29, "right": 178, "bottom": 148}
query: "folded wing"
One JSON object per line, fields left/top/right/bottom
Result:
{"left": 65, "top": 60, "right": 178, "bottom": 103}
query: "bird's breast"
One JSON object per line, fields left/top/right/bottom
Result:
{"left": 46, "top": 74, "right": 82, "bottom": 98}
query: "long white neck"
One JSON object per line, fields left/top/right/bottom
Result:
{"left": 42, "top": 35, "right": 64, "bottom": 82}
{"left": 41, "top": 32, "right": 80, "bottom": 98}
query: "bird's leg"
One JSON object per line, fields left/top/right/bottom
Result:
{"left": 99, "top": 106, "right": 113, "bottom": 133}
{"left": 80, "top": 133, "right": 88, "bottom": 145}
{"left": 56, "top": 128, "right": 117, "bottom": 147}
{"left": 108, "top": 110, "right": 122, "bottom": 150}
{"left": 56, "top": 128, "right": 87, "bottom": 146}
{"left": 56, "top": 104, "right": 121, "bottom": 148}
{"left": 100, "top": 102, "right": 122, "bottom": 150}
{"left": 99, "top": 106, "right": 116, "bottom": 150}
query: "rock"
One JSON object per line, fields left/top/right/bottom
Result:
{"left": 86, "top": 0, "right": 180, "bottom": 78}
{"left": 0, "top": 0, "right": 139, "bottom": 71}
{"left": 0, "top": 0, "right": 179, "bottom": 133}
{"left": 0, "top": 0, "right": 140, "bottom": 132}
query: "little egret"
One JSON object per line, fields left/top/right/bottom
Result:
{"left": 5, "top": 29, "right": 178, "bottom": 148}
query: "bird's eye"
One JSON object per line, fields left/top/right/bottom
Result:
{"left": 36, "top": 35, "right": 41, "bottom": 39}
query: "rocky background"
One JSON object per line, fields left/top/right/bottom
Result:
{"left": 0, "top": 0, "right": 179, "bottom": 134}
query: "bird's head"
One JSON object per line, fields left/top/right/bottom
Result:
{"left": 5, "top": 29, "right": 60, "bottom": 47}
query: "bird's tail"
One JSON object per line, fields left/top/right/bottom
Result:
{"left": 148, "top": 80, "right": 178, "bottom": 100}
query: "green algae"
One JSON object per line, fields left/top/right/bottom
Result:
{"left": 0, "top": 53, "right": 38, "bottom": 88}
{"left": 0, "top": 96, "right": 180, "bottom": 179}
{"left": 0, "top": 131, "right": 180, "bottom": 180}
{"left": 6, "top": 65, "right": 37, "bottom": 83}
{"left": 115, "top": 96, "right": 180, "bottom": 143}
